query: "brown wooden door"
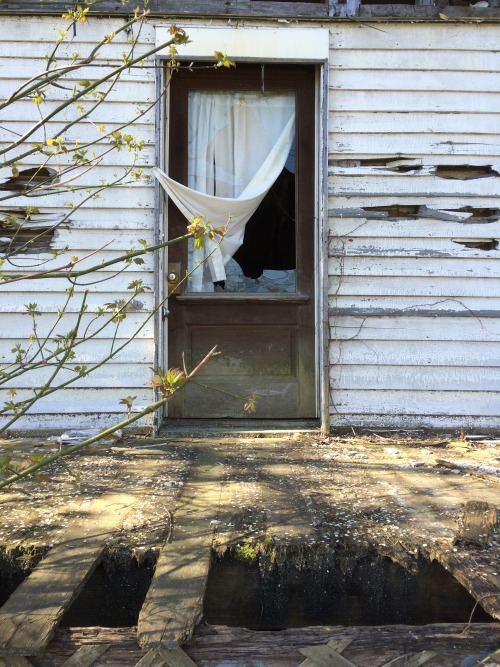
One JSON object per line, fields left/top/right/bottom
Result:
{"left": 165, "top": 65, "right": 316, "bottom": 419}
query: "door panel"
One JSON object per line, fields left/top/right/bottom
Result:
{"left": 165, "top": 65, "right": 316, "bottom": 419}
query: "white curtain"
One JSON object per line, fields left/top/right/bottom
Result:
{"left": 154, "top": 91, "right": 295, "bottom": 292}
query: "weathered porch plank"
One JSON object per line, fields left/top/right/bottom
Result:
{"left": 0, "top": 657, "right": 34, "bottom": 667}
{"left": 457, "top": 500, "right": 498, "bottom": 547}
{"left": 137, "top": 446, "right": 223, "bottom": 649}
{"left": 381, "top": 651, "right": 437, "bottom": 666}
{"left": 157, "top": 646, "right": 198, "bottom": 667}
{"left": 134, "top": 649, "right": 167, "bottom": 667}
{"left": 0, "top": 489, "right": 137, "bottom": 656}
{"left": 299, "top": 639, "right": 353, "bottom": 667}
{"left": 299, "top": 644, "right": 357, "bottom": 667}
{"left": 61, "top": 643, "right": 111, "bottom": 667}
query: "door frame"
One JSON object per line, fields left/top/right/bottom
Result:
{"left": 153, "top": 24, "right": 330, "bottom": 432}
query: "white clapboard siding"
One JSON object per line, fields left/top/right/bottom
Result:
{"left": 329, "top": 237, "right": 500, "bottom": 259}
{"left": 57, "top": 216, "right": 155, "bottom": 230}
{"left": 1, "top": 362, "right": 152, "bottom": 389}
{"left": 0, "top": 37, "right": 156, "bottom": 62}
{"left": 329, "top": 315, "right": 500, "bottom": 342}
{"left": 329, "top": 413, "right": 500, "bottom": 430}
{"left": 330, "top": 365, "right": 500, "bottom": 392}
{"left": 4, "top": 99, "right": 158, "bottom": 123}
{"left": 330, "top": 92, "right": 500, "bottom": 115}
{"left": 2, "top": 248, "right": 156, "bottom": 267}
{"left": 330, "top": 132, "right": 500, "bottom": 157}
{"left": 0, "top": 14, "right": 160, "bottom": 433}
{"left": 0, "top": 145, "right": 156, "bottom": 168}
{"left": 330, "top": 70, "right": 500, "bottom": 93}
{"left": 10, "top": 185, "right": 154, "bottom": 210}
{"left": 0, "top": 388, "right": 153, "bottom": 414}
{"left": 0, "top": 61, "right": 154, "bottom": 82}
{"left": 330, "top": 49, "right": 500, "bottom": 72}
{"left": 0, "top": 313, "right": 155, "bottom": 340}
{"left": 332, "top": 218, "right": 500, "bottom": 240}
{"left": 330, "top": 24, "right": 500, "bottom": 50}
{"left": 0, "top": 15, "right": 156, "bottom": 42}
{"left": 0, "top": 291, "right": 155, "bottom": 313}
{"left": 0, "top": 120, "right": 155, "bottom": 145}
{"left": 0, "top": 273, "right": 155, "bottom": 294}
{"left": 330, "top": 339, "right": 500, "bottom": 367}
{"left": 331, "top": 113, "right": 500, "bottom": 136}
{"left": 0, "top": 412, "right": 154, "bottom": 434}
{"left": 331, "top": 390, "right": 500, "bottom": 417}
{"left": 44, "top": 229, "right": 157, "bottom": 252}
{"left": 329, "top": 257, "right": 500, "bottom": 278}
{"left": 2, "top": 79, "right": 158, "bottom": 104}
{"left": 0, "top": 337, "right": 154, "bottom": 363}
{"left": 329, "top": 275, "right": 500, "bottom": 298}
{"left": 0, "top": 412, "right": 154, "bottom": 431}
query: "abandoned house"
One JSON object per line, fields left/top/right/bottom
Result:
{"left": 1, "top": 0, "right": 500, "bottom": 434}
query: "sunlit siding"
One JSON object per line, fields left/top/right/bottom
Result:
{"left": 0, "top": 16, "right": 157, "bottom": 430}
{"left": 328, "top": 23, "right": 500, "bottom": 429}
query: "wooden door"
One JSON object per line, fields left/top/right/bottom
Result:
{"left": 165, "top": 65, "right": 316, "bottom": 419}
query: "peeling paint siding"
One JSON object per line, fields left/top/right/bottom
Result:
{"left": 0, "top": 15, "right": 157, "bottom": 431}
{"left": 329, "top": 23, "right": 500, "bottom": 428}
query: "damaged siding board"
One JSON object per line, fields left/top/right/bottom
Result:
{"left": 329, "top": 175, "right": 500, "bottom": 197}
{"left": 329, "top": 316, "right": 500, "bottom": 342}
{"left": 329, "top": 237, "right": 500, "bottom": 259}
{"left": 0, "top": 16, "right": 157, "bottom": 430}
{"left": 331, "top": 220, "right": 500, "bottom": 239}
{"left": 329, "top": 23, "right": 500, "bottom": 428}
{"left": 329, "top": 257, "right": 500, "bottom": 278}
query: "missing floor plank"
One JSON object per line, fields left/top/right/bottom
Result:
{"left": 204, "top": 547, "right": 495, "bottom": 630}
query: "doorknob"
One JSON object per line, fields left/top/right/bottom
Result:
{"left": 168, "top": 271, "right": 179, "bottom": 283}
{"left": 167, "top": 262, "right": 181, "bottom": 294}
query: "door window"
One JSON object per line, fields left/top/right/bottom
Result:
{"left": 155, "top": 90, "right": 297, "bottom": 294}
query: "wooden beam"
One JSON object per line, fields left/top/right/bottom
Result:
{"left": 137, "top": 446, "right": 223, "bottom": 650}
{"left": 0, "top": 0, "right": 329, "bottom": 17}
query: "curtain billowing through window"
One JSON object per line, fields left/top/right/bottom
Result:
{"left": 153, "top": 91, "right": 295, "bottom": 292}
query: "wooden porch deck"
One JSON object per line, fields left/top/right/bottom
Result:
{"left": 0, "top": 433, "right": 498, "bottom": 665}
